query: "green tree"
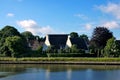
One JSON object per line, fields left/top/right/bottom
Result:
{"left": 104, "top": 37, "right": 120, "bottom": 57}
{"left": 0, "top": 26, "right": 21, "bottom": 38}
{"left": 80, "top": 34, "right": 89, "bottom": 44}
{"left": 114, "top": 41, "right": 120, "bottom": 57}
{"left": 21, "top": 31, "right": 34, "bottom": 40}
{"left": 0, "top": 26, "right": 22, "bottom": 55}
{"left": 90, "top": 27, "right": 113, "bottom": 49}
{"left": 5, "top": 36, "right": 29, "bottom": 57}
{"left": 70, "top": 32, "right": 79, "bottom": 38}
{"left": 70, "top": 44, "right": 79, "bottom": 53}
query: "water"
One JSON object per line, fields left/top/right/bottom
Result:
{"left": 0, "top": 64, "right": 120, "bottom": 80}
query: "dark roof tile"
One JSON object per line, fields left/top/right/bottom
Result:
{"left": 70, "top": 38, "right": 88, "bottom": 50}
{"left": 48, "top": 34, "right": 68, "bottom": 49}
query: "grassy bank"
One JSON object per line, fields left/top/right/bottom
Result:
{"left": 0, "top": 57, "right": 120, "bottom": 62}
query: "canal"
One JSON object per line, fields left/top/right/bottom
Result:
{"left": 0, "top": 64, "right": 120, "bottom": 80}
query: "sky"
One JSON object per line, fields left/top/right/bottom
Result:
{"left": 0, "top": 0, "right": 120, "bottom": 39}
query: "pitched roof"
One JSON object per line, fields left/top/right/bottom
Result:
{"left": 48, "top": 34, "right": 68, "bottom": 49}
{"left": 70, "top": 37, "right": 88, "bottom": 50}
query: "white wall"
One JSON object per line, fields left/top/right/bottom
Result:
{"left": 66, "top": 36, "right": 72, "bottom": 48}
{"left": 43, "top": 35, "right": 51, "bottom": 51}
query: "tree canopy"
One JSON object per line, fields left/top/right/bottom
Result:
{"left": 80, "top": 34, "right": 89, "bottom": 43}
{"left": 0, "top": 26, "right": 30, "bottom": 57}
{"left": 0, "top": 25, "right": 21, "bottom": 38}
{"left": 70, "top": 32, "right": 79, "bottom": 38}
{"left": 90, "top": 27, "right": 113, "bottom": 49}
{"left": 21, "top": 31, "right": 34, "bottom": 40}
{"left": 5, "top": 36, "right": 29, "bottom": 57}
{"left": 104, "top": 37, "right": 120, "bottom": 57}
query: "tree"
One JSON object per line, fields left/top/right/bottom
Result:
{"left": 104, "top": 37, "right": 114, "bottom": 57}
{"left": 80, "top": 34, "right": 89, "bottom": 44}
{"left": 0, "top": 26, "right": 22, "bottom": 55}
{"left": 90, "top": 27, "right": 113, "bottom": 49}
{"left": 70, "top": 32, "right": 79, "bottom": 38}
{"left": 0, "top": 25, "right": 21, "bottom": 38}
{"left": 5, "top": 36, "right": 29, "bottom": 57}
{"left": 21, "top": 31, "right": 34, "bottom": 40}
{"left": 104, "top": 37, "right": 120, "bottom": 57}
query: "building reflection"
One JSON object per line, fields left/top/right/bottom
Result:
{"left": 45, "top": 69, "right": 50, "bottom": 80}
{"left": 67, "top": 68, "right": 72, "bottom": 80}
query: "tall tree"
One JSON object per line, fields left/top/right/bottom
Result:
{"left": 0, "top": 26, "right": 22, "bottom": 55}
{"left": 0, "top": 26, "right": 21, "bottom": 38}
{"left": 104, "top": 37, "right": 120, "bottom": 57}
{"left": 70, "top": 32, "right": 79, "bottom": 38}
{"left": 90, "top": 27, "right": 113, "bottom": 49}
{"left": 5, "top": 36, "right": 29, "bottom": 57}
{"left": 21, "top": 31, "right": 34, "bottom": 40}
{"left": 0, "top": 26, "right": 30, "bottom": 57}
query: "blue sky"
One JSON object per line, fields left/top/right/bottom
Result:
{"left": 0, "top": 0, "right": 120, "bottom": 39}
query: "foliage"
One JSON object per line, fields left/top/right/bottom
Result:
{"left": 90, "top": 27, "right": 113, "bottom": 49}
{"left": 80, "top": 34, "right": 89, "bottom": 43}
{"left": 70, "top": 32, "right": 79, "bottom": 38}
{"left": 0, "top": 26, "right": 22, "bottom": 55}
{"left": 21, "top": 31, "right": 34, "bottom": 40}
{"left": 104, "top": 37, "right": 120, "bottom": 57}
{"left": 32, "top": 46, "right": 43, "bottom": 57}
{"left": 36, "top": 46, "right": 43, "bottom": 53}
{"left": 5, "top": 36, "right": 29, "bottom": 57}
{"left": 70, "top": 45, "right": 79, "bottom": 53}
{"left": 0, "top": 26, "right": 21, "bottom": 38}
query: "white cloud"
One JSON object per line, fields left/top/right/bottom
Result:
{"left": 7, "top": 13, "right": 14, "bottom": 17}
{"left": 97, "top": 2, "right": 120, "bottom": 19}
{"left": 101, "top": 21, "right": 120, "bottom": 29}
{"left": 74, "top": 14, "right": 88, "bottom": 20}
{"left": 17, "top": 19, "right": 54, "bottom": 35}
{"left": 85, "top": 23, "right": 92, "bottom": 30}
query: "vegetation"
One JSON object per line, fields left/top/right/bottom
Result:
{"left": 80, "top": 34, "right": 89, "bottom": 43}
{"left": 0, "top": 26, "right": 30, "bottom": 57}
{"left": 89, "top": 27, "right": 113, "bottom": 57}
{"left": 0, "top": 25, "right": 120, "bottom": 58}
{"left": 21, "top": 31, "right": 35, "bottom": 40}
{"left": 5, "top": 36, "right": 29, "bottom": 57}
{"left": 104, "top": 37, "right": 120, "bottom": 57}
{"left": 90, "top": 27, "right": 113, "bottom": 49}
{"left": 70, "top": 32, "right": 79, "bottom": 38}
{"left": 0, "top": 57, "right": 120, "bottom": 62}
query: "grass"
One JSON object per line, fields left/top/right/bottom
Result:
{"left": 0, "top": 57, "right": 120, "bottom": 62}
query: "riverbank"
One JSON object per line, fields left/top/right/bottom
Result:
{"left": 0, "top": 57, "right": 120, "bottom": 65}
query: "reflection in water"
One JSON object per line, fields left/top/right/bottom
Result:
{"left": 67, "top": 68, "right": 72, "bottom": 80}
{"left": 46, "top": 69, "right": 50, "bottom": 80}
{"left": 0, "top": 64, "right": 120, "bottom": 80}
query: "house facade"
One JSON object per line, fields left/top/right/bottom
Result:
{"left": 43, "top": 34, "right": 88, "bottom": 52}
{"left": 43, "top": 34, "right": 68, "bottom": 51}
